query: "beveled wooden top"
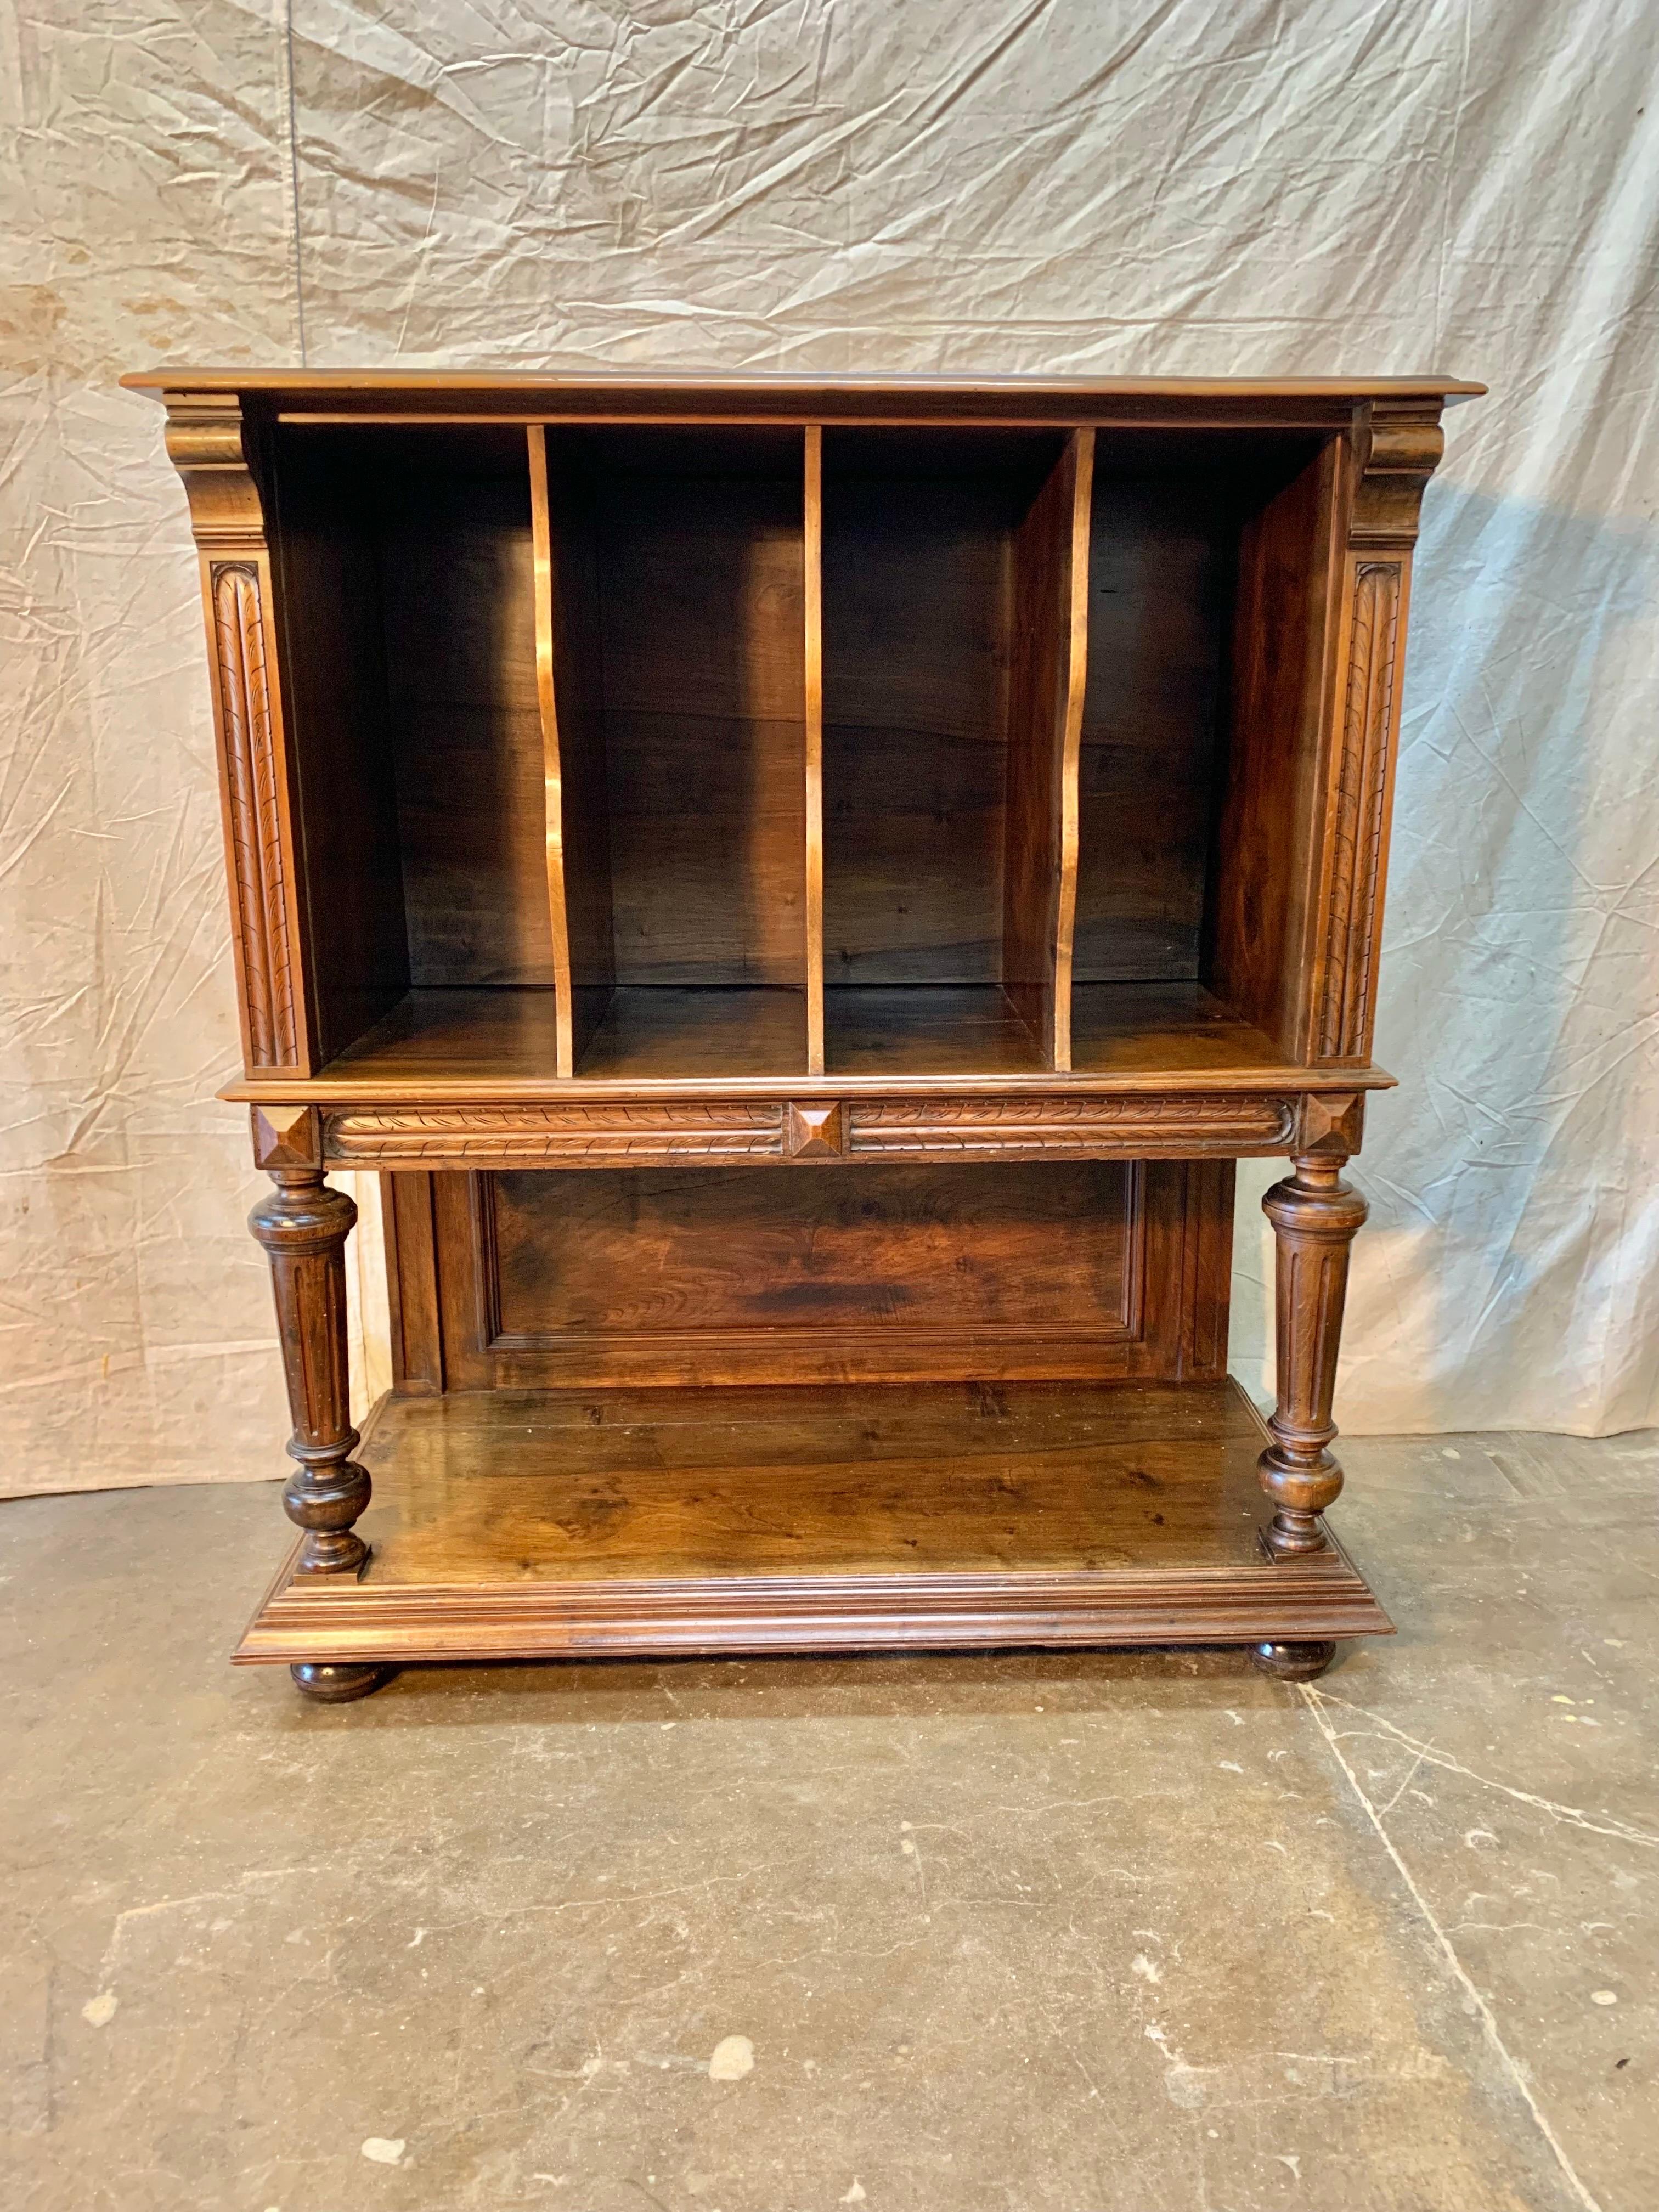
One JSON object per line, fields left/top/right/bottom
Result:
{"left": 122, "top": 367, "right": 1484, "bottom": 427}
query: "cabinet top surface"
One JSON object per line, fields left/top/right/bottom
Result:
{"left": 122, "top": 366, "right": 1485, "bottom": 409}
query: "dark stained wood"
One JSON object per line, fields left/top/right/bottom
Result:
{"left": 1069, "top": 981, "right": 1281, "bottom": 1073}
{"left": 138, "top": 369, "right": 1469, "bottom": 1694}
{"left": 283, "top": 981, "right": 1378, "bottom": 1098}
{"left": 822, "top": 433, "right": 1064, "bottom": 989}
{"left": 166, "top": 396, "right": 314, "bottom": 1076}
{"left": 127, "top": 369, "right": 1486, "bottom": 428}
{"left": 826, "top": 985, "right": 1046, "bottom": 1076}
{"left": 290, "top": 1662, "right": 394, "bottom": 1701}
{"left": 804, "top": 426, "right": 826, "bottom": 1074}
{"left": 1074, "top": 469, "right": 1237, "bottom": 985}
{"left": 576, "top": 986, "right": 808, "bottom": 1078}
{"left": 381, "top": 1170, "right": 443, "bottom": 1394}
{"left": 527, "top": 427, "right": 617, "bottom": 1075}
{"left": 1003, "top": 431, "right": 1092, "bottom": 1067}
{"left": 1257, "top": 1154, "right": 1369, "bottom": 1555}
{"left": 388, "top": 1156, "right": 1232, "bottom": 1390}
{"left": 382, "top": 462, "right": 552, "bottom": 988}
{"left": 575, "top": 431, "right": 807, "bottom": 990}
{"left": 268, "top": 428, "right": 410, "bottom": 1065}
{"left": 233, "top": 1378, "right": 1393, "bottom": 1665}
{"left": 1248, "top": 1641, "right": 1337, "bottom": 1681}
{"left": 1206, "top": 439, "right": 1346, "bottom": 1057}
{"left": 246, "top": 1172, "right": 371, "bottom": 1575}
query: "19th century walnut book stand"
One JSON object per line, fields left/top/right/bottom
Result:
{"left": 125, "top": 369, "right": 1479, "bottom": 1700}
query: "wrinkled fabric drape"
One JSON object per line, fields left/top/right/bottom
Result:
{"left": 2, "top": 1, "right": 1656, "bottom": 1493}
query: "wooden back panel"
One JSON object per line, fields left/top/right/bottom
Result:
{"left": 821, "top": 431, "right": 1068, "bottom": 988}
{"left": 381, "top": 463, "right": 552, "bottom": 988}
{"left": 382, "top": 1156, "right": 1233, "bottom": 1392}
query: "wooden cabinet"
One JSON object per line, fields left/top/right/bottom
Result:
{"left": 126, "top": 369, "right": 1481, "bottom": 1700}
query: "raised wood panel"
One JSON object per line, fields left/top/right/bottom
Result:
{"left": 383, "top": 1156, "right": 1232, "bottom": 1390}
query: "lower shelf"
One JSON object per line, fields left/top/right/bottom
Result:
{"left": 237, "top": 1379, "right": 1392, "bottom": 1666}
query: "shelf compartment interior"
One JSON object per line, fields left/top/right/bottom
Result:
{"left": 819, "top": 427, "right": 1083, "bottom": 1075}
{"left": 535, "top": 425, "right": 810, "bottom": 1075}
{"left": 272, "top": 420, "right": 1348, "bottom": 1088}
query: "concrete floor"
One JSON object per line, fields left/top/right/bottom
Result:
{"left": 1, "top": 1430, "right": 1655, "bottom": 2212}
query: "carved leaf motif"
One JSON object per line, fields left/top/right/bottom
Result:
{"left": 850, "top": 1096, "right": 1293, "bottom": 1154}
{"left": 213, "top": 563, "right": 297, "bottom": 1066}
{"left": 1321, "top": 563, "right": 1400, "bottom": 1060}
{"left": 326, "top": 1103, "right": 786, "bottom": 1164}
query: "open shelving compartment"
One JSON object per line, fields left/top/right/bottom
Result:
{"left": 269, "top": 411, "right": 1347, "bottom": 1092}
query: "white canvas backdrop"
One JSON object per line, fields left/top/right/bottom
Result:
{"left": 3, "top": 0, "right": 1657, "bottom": 1495}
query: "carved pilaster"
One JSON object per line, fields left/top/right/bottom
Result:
{"left": 164, "top": 392, "right": 307, "bottom": 1075}
{"left": 1318, "top": 560, "right": 1401, "bottom": 1061}
{"left": 1313, "top": 403, "right": 1446, "bottom": 1066}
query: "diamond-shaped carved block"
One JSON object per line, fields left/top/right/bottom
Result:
{"left": 783, "top": 1101, "right": 847, "bottom": 1159}
{"left": 251, "top": 1104, "right": 321, "bottom": 1170}
{"left": 1293, "top": 1092, "right": 1365, "bottom": 1159}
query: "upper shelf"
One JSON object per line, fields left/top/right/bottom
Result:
{"left": 165, "top": 387, "right": 1466, "bottom": 1094}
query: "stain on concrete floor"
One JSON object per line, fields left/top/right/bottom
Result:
{"left": 1, "top": 1428, "right": 1653, "bottom": 2211}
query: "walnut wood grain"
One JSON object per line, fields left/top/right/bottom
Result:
{"left": 527, "top": 426, "right": 578, "bottom": 1075}
{"left": 1257, "top": 1155, "right": 1369, "bottom": 1555}
{"left": 134, "top": 369, "right": 1472, "bottom": 1693}
{"left": 233, "top": 1378, "right": 1392, "bottom": 1666}
{"left": 316, "top": 1091, "right": 1294, "bottom": 1169}
{"left": 804, "top": 425, "right": 826, "bottom": 1074}
{"left": 379, "top": 1157, "right": 1231, "bottom": 1392}
{"left": 848, "top": 1093, "right": 1293, "bottom": 1158}
{"left": 326, "top": 1101, "right": 785, "bottom": 1165}
{"left": 1003, "top": 430, "right": 1093, "bottom": 1066}
{"left": 1317, "top": 561, "right": 1402, "bottom": 1062}
{"left": 163, "top": 394, "right": 311, "bottom": 1075}
{"left": 247, "top": 1171, "right": 371, "bottom": 1576}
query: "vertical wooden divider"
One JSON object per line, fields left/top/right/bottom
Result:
{"left": 528, "top": 426, "right": 578, "bottom": 1077}
{"left": 803, "top": 426, "right": 827, "bottom": 1075}
{"left": 528, "top": 425, "right": 614, "bottom": 1077}
{"left": 1002, "top": 429, "right": 1094, "bottom": 1069}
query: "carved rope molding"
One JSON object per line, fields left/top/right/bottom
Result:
{"left": 1319, "top": 560, "right": 1401, "bottom": 1062}
{"left": 212, "top": 561, "right": 298, "bottom": 1068}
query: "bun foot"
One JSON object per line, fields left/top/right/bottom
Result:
{"left": 290, "top": 1662, "right": 394, "bottom": 1703}
{"left": 1249, "top": 1639, "right": 1338, "bottom": 1682}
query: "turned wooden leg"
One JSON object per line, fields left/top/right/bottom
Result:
{"left": 248, "top": 1170, "right": 371, "bottom": 1578}
{"left": 1258, "top": 1154, "right": 1368, "bottom": 1558}
{"left": 1250, "top": 1640, "right": 1338, "bottom": 1681}
{"left": 290, "top": 1662, "right": 393, "bottom": 1702}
